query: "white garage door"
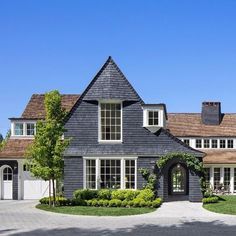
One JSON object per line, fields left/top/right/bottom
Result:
{"left": 23, "top": 172, "right": 49, "bottom": 200}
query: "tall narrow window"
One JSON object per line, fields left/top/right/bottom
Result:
{"left": 26, "top": 123, "right": 35, "bottom": 136}
{"left": 14, "top": 123, "right": 24, "bottom": 136}
{"left": 224, "top": 168, "right": 230, "bottom": 189}
{"left": 204, "top": 139, "right": 210, "bottom": 148}
{"left": 204, "top": 168, "right": 210, "bottom": 187}
{"left": 100, "top": 103, "right": 121, "bottom": 141}
{"left": 85, "top": 160, "right": 96, "bottom": 189}
{"left": 234, "top": 168, "right": 236, "bottom": 192}
{"left": 148, "top": 110, "right": 159, "bottom": 126}
{"left": 211, "top": 139, "right": 218, "bottom": 148}
{"left": 214, "top": 168, "right": 221, "bottom": 190}
{"left": 196, "top": 139, "right": 202, "bottom": 148}
{"left": 125, "top": 160, "right": 136, "bottom": 189}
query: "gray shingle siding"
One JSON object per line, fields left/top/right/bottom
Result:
{"left": 64, "top": 157, "right": 83, "bottom": 199}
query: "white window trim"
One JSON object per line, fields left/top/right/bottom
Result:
{"left": 98, "top": 100, "right": 123, "bottom": 143}
{"left": 11, "top": 121, "right": 36, "bottom": 138}
{"left": 204, "top": 164, "right": 236, "bottom": 193}
{"left": 143, "top": 108, "right": 164, "bottom": 127}
{"left": 83, "top": 157, "right": 137, "bottom": 190}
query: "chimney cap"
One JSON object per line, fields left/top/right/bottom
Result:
{"left": 202, "top": 101, "right": 221, "bottom": 106}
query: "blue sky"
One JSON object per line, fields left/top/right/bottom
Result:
{"left": 0, "top": 0, "right": 236, "bottom": 136}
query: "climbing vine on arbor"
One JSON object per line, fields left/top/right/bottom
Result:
{"left": 139, "top": 168, "right": 157, "bottom": 191}
{"left": 156, "top": 153, "right": 206, "bottom": 194}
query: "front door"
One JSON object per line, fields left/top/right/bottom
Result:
{"left": 170, "top": 164, "right": 187, "bottom": 195}
{"left": 2, "top": 167, "right": 13, "bottom": 199}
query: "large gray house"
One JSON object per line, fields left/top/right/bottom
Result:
{"left": 63, "top": 57, "right": 204, "bottom": 202}
{"left": 7, "top": 57, "right": 235, "bottom": 202}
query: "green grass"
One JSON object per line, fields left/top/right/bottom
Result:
{"left": 203, "top": 195, "right": 236, "bottom": 215}
{"left": 36, "top": 204, "right": 156, "bottom": 216}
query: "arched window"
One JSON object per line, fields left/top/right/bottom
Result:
{"left": 3, "top": 167, "right": 13, "bottom": 181}
{"left": 171, "top": 164, "right": 186, "bottom": 194}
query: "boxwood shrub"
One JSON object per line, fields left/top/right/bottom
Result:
{"left": 202, "top": 196, "right": 219, "bottom": 204}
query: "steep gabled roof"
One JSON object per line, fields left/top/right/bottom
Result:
{"left": 83, "top": 56, "right": 143, "bottom": 101}
{"left": 167, "top": 113, "right": 236, "bottom": 137}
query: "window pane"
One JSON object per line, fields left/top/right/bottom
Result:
{"left": 214, "top": 168, "right": 221, "bottom": 190}
{"left": 196, "top": 139, "right": 202, "bottom": 148}
{"left": 224, "top": 168, "right": 230, "bottom": 189}
{"left": 148, "top": 110, "right": 159, "bottom": 126}
{"left": 100, "top": 103, "right": 121, "bottom": 141}
{"left": 100, "top": 160, "right": 121, "bottom": 189}
{"left": 204, "top": 139, "right": 210, "bottom": 148}
{"left": 204, "top": 168, "right": 210, "bottom": 187}
{"left": 183, "top": 139, "right": 190, "bottom": 146}
{"left": 26, "top": 123, "right": 35, "bottom": 136}
{"left": 86, "top": 160, "right": 96, "bottom": 189}
{"left": 212, "top": 139, "right": 218, "bottom": 148}
{"left": 228, "top": 140, "right": 234, "bottom": 149}
{"left": 14, "top": 123, "right": 23, "bottom": 135}
{"left": 125, "top": 160, "right": 136, "bottom": 189}
{"left": 220, "top": 139, "right": 226, "bottom": 148}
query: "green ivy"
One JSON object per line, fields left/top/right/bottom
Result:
{"left": 139, "top": 168, "right": 157, "bottom": 191}
{"left": 156, "top": 152, "right": 206, "bottom": 194}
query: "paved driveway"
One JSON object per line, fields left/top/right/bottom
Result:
{"left": 0, "top": 200, "right": 236, "bottom": 236}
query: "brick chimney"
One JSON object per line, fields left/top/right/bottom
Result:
{"left": 201, "top": 102, "right": 222, "bottom": 125}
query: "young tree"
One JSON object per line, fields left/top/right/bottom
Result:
{"left": 0, "top": 130, "right": 11, "bottom": 150}
{"left": 0, "top": 133, "right": 3, "bottom": 143}
{"left": 26, "top": 90, "right": 70, "bottom": 207}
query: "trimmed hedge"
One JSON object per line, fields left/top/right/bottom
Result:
{"left": 39, "top": 189, "right": 163, "bottom": 209}
{"left": 202, "top": 196, "right": 219, "bottom": 204}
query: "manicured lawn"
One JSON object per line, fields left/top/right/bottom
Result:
{"left": 203, "top": 195, "right": 236, "bottom": 215}
{"left": 36, "top": 204, "right": 156, "bottom": 216}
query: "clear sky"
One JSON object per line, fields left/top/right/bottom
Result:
{"left": 0, "top": 0, "right": 236, "bottom": 136}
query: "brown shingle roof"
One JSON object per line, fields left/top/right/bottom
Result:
{"left": 167, "top": 113, "right": 236, "bottom": 137}
{"left": 0, "top": 139, "right": 33, "bottom": 159}
{"left": 203, "top": 150, "right": 236, "bottom": 164}
{"left": 21, "top": 94, "right": 80, "bottom": 119}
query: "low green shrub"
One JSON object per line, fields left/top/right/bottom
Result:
{"left": 71, "top": 198, "right": 87, "bottom": 206}
{"left": 151, "top": 198, "right": 162, "bottom": 208}
{"left": 98, "top": 189, "right": 112, "bottom": 200}
{"left": 109, "top": 199, "right": 122, "bottom": 207}
{"left": 136, "top": 189, "right": 155, "bottom": 201}
{"left": 73, "top": 189, "right": 98, "bottom": 200}
{"left": 202, "top": 196, "right": 219, "bottom": 204}
{"left": 39, "top": 197, "right": 70, "bottom": 206}
{"left": 111, "top": 190, "right": 127, "bottom": 201}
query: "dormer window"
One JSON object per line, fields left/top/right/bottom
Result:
{"left": 142, "top": 104, "right": 167, "bottom": 130}
{"left": 11, "top": 121, "right": 36, "bottom": 137}
{"left": 99, "top": 102, "right": 122, "bottom": 142}
{"left": 26, "top": 123, "right": 35, "bottom": 136}
{"left": 148, "top": 110, "right": 159, "bottom": 126}
{"left": 14, "top": 123, "right": 24, "bottom": 136}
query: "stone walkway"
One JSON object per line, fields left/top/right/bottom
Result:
{"left": 0, "top": 200, "right": 236, "bottom": 235}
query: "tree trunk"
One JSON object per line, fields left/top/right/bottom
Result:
{"left": 49, "top": 179, "right": 52, "bottom": 207}
{"left": 52, "top": 177, "right": 56, "bottom": 207}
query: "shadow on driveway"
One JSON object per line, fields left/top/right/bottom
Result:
{"left": 7, "top": 220, "right": 236, "bottom": 236}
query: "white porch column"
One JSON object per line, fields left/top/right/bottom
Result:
{"left": 210, "top": 166, "right": 214, "bottom": 189}
{"left": 220, "top": 167, "right": 224, "bottom": 184}
{"left": 230, "top": 167, "right": 234, "bottom": 193}
{"left": 95, "top": 158, "right": 100, "bottom": 190}
{"left": 120, "top": 158, "right": 125, "bottom": 189}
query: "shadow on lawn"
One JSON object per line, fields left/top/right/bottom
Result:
{"left": 7, "top": 220, "right": 236, "bottom": 236}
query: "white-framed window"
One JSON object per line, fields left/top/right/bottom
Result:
{"left": 214, "top": 168, "right": 221, "bottom": 189}
{"left": 183, "top": 139, "right": 190, "bottom": 146}
{"left": 220, "top": 139, "right": 226, "bottom": 148}
{"left": 85, "top": 159, "right": 96, "bottom": 189}
{"left": 196, "top": 139, "right": 202, "bottom": 148}
{"left": 84, "top": 157, "right": 137, "bottom": 190}
{"left": 211, "top": 139, "right": 218, "bottom": 148}
{"left": 204, "top": 168, "right": 210, "bottom": 187}
{"left": 99, "top": 102, "right": 122, "bottom": 142}
{"left": 148, "top": 110, "right": 159, "bottom": 126}
{"left": 125, "top": 160, "right": 136, "bottom": 189}
{"left": 224, "top": 168, "right": 230, "bottom": 188}
{"left": 26, "top": 123, "right": 35, "bottom": 136}
{"left": 14, "top": 123, "right": 24, "bottom": 136}
{"left": 227, "top": 139, "right": 234, "bottom": 149}
{"left": 203, "top": 139, "right": 210, "bottom": 148}
{"left": 100, "top": 160, "right": 121, "bottom": 189}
